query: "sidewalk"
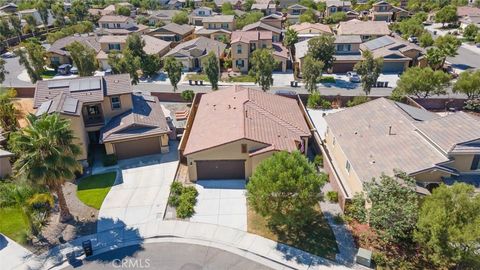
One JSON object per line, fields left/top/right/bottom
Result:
{"left": 19, "top": 220, "right": 355, "bottom": 270}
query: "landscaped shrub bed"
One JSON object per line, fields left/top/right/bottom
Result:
{"left": 168, "top": 182, "right": 198, "bottom": 219}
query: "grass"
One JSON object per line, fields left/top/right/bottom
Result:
{"left": 77, "top": 172, "right": 117, "bottom": 210}
{"left": 0, "top": 207, "right": 29, "bottom": 244}
{"left": 225, "top": 75, "right": 256, "bottom": 82}
{"left": 319, "top": 76, "right": 336, "bottom": 83}
{"left": 247, "top": 205, "right": 338, "bottom": 260}
{"left": 186, "top": 74, "right": 209, "bottom": 82}
{"left": 41, "top": 70, "right": 56, "bottom": 79}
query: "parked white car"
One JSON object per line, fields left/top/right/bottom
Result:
{"left": 346, "top": 71, "right": 361, "bottom": 83}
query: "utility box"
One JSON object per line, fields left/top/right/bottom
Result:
{"left": 356, "top": 248, "right": 372, "bottom": 268}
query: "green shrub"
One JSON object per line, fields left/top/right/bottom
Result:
{"left": 347, "top": 95, "right": 369, "bottom": 107}
{"left": 170, "top": 182, "right": 183, "bottom": 196}
{"left": 345, "top": 193, "right": 367, "bottom": 223}
{"left": 319, "top": 76, "right": 336, "bottom": 83}
{"left": 333, "top": 213, "right": 344, "bottom": 224}
{"left": 176, "top": 199, "right": 195, "bottom": 218}
{"left": 307, "top": 92, "right": 322, "bottom": 108}
{"left": 319, "top": 172, "right": 329, "bottom": 183}
{"left": 313, "top": 154, "right": 323, "bottom": 167}
{"left": 464, "top": 99, "right": 480, "bottom": 112}
{"left": 102, "top": 154, "right": 117, "bottom": 167}
{"left": 169, "top": 183, "right": 198, "bottom": 218}
{"left": 181, "top": 90, "right": 195, "bottom": 102}
{"left": 320, "top": 99, "right": 332, "bottom": 109}
{"left": 326, "top": 191, "right": 338, "bottom": 202}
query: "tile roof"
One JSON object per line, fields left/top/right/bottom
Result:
{"left": 100, "top": 94, "right": 170, "bottom": 143}
{"left": 289, "top": 22, "right": 333, "bottom": 35}
{"left": 183, "top": 86, "right": 311, "bottom": 155}
{"left": 242, "top": 21, "right": 282, "bottom": 34}
{"left": 337, "top": 19, "right": 391, "bottom": 36}
{"left": 48, "top": 35, "right": 101, "bottom": 56}
{"left": 326, "top": 0, "right": 352, "bottom": 7}
{"left": 98, "top": 35, "right": 170, "bottom": 55}
{"left": 158, "top": 23, "right": 195, "bottom": 35}
{"left": 457, "top": 6, "right": 480, "bottom": 17}
{"left": 272, "top": 42, "right": 289, "bottom": 59}
{"left": 98, "top": 15, "right": 131, "bottom": 23}
{"left": 202, "top": 15, "right": 234, "bottom": 23}
{"left": 35, "top": 92, "right": 83, "bottom": 116}
{"left": 231, "top": 31, "right": 272, "bottom": 43}
{"left": 334, "top": 35, "right": 362, "bottom": 44}
{"left": 361, "top": 35, "right": 424, "bottom": 59}
{"left": 34, "top": 74, "right": 132, "bottom": 108}
{"left": 164, "top": 36, "right": 226, "bottom": 59}
{"left": 323, "top": 98, "right": 480, "bottom": 182}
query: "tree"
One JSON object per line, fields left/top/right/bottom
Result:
{"left": 221, "top": 2, "right": 235, "bottom": 15}
{"left": 307, "top": 35, "right": 335, "bottom": 71}
{"left": 164, "top": 56, "right": 183, "bottom": 92}
{"left": 15, "top": 48, "right": 40, "bottom": 83}
{"left": 35, "top": 0, "right": 49, "bottom": 32}
{"left": 23, "top": 15, "right": 37, "bottom": 36}
{"left": 415, "top": 183, "right": 480, "bottom": 269}
{"left": 172, "top": 11, "right": 188, "bottom": 25}
{"left": 453, "top": 70, "right": 480, "bottom": 99}
{"left": 141, "top": 54, "right": 161, "bottom": 78}
{"left": 126, "top": 34, "right": 146, "bottom": 59}
{"left": 0, "top": 58, "right": 8, "bottom": 83}
{"left": 202, "top": 52, "right": 219, "bottom": 90}
{"left": 283, "top": 28, "right": 298, "bottom": 56}
{"left": 249, "top": 48, "right": 276, "bottom": 91}
{"left": 464, "top": 24, "right": 479, "bottom": 41}
{"left": 395, "top": 67, "right": 450, "bottom": 98}
{"left": 354, "top": 51, "right": 383, "bottom": 96}
{"left": 107, "top": 50, "right": 141, "bottom": 84}
{"left": 10, "top": 114, "right": 82, "bottom": 222}
{"left": 116, "top": 5, "right": 131, "bottom": 16}
{"left": 235, "top": 12, "right": 263, "bottom": 29}
{"left": 364, "top": 171, "right": 418, "bottom": 243}
{"left": 426, "top": 47, "right": 444, "bottom": 70}
{"left": 71, "top": 0, "right": 88, "bottom": 23}
{"left": 419, "top": 31, "right": 434, "bottom": 47}
{"left": 15, "top": 40, "right": 46, "bottom": 83}
{"left": 0, "top": 89, "right": 19, "bottom": 143}
{"left": 245, "top": 0, "right": 255, "bottom": 11}
{"left": 246, "top": 151, "right": 326, "bottom": 230}
{"left": 435, "top": 34, "right": 461, "bottom": 60}
{"left": 66, "top": 41, "right": 97, "bottom": 77}
{"left": 9, "top": 15, "right": 22, "bottom": 42}
{"left": 323, "top": 12, "right": 347, "bottom": 24}
{"left": 299, "top": 9, "right": 317, "bottom": 23}
{"left": 435, "top": 5, "right": 457, "bottom": 27}
{"left": 302, "top": 54, "right": 324, "bottom": 93}
{"left": 51, "top": 2, "right": 66, "bottom": 27}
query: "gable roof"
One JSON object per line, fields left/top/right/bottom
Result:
{"left": 184, "top": 86, "right": 311, "bottom": 155}
{"left": 242, "top": 21, "right": 282, "bottom": 34}
{"left": 100, "top": 94, "right": 170, "bottom": 143}
{"left": 157, "top": 23, "right": 195, "bottom": 35}
{"left": 231, "top": 31, "right": 272, "bottom": 43}
{"left": 361, "top": 35, "right": 424, "bottom": 59}
{"left": 164, "top": 36, "right": 226, "bottom": 58}
{"left": 202, "top": 15, "right": 234, "bottom": 23}
{"left": 48, "top": 35, "right": 101, "bottom": 56}
{"left": 337, "top": 19, "right": 391, "bottom": 36}
{"left": 326, "top": 0, "right": 352, "bottom": 7}
{"left": 289, "top": 22, "right": 333, "bottom": 35}
{"left": 98, "top": 15, "right": 131, "bottom": 23}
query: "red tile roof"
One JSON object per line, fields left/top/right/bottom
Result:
{"left": 183, "top": 86, "right": 311, "bottom": 155}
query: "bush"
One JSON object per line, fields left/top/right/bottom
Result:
{"left": 326, "top": 191, "right": 338, "bottom": 202}
{"left": 102, "top": 154, "right": 117, "bottom": 167}
{"left": 464, "top": 99, "right": 480, "bottom": 112}
{"left": 333, "top": 213, "right": 344, "bottom": 224}
{"left": 313, "top": 154, "right": 323, "bottom": 167}
{"left": 168, "top": 182, "right": 184, "bottom": 207}
{"left": 168, "top": 183, "right": 198, "bottom": 218}
{"left": 320, "top": 99, "right": 332, "bottom": 109}
{"left": 176, "top": 199, "right": 195, "bottom": 218}
{"left": 181, "top": 90, "right": 195, "bottom": 102}
{"left": 307, "top": 92, "right": 331, "bottom": 109}
{"left": 347, "top": 95, "right": 369, "bottom": 107}
{"left": 345, "top": 193, "right": 367, "bottom": 223}
{"left": 319, "top": 76, "right": 335, "bottom": 83}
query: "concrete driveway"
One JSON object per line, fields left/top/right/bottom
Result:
{"left": 97, "top": 146, "right": 178, "bottom": 232}
{"left": 191, "top": 180, "right": 247, "bottom": 231}
{"left": 272, "top": 71, "right": 294, "bottom": 87}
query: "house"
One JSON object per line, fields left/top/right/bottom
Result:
{"left": 202, "top": 15, "right": 235, "bottom": 32}
{"left": 321, "top": 98, "right": 480, "bottom": 208}
{"left": 289, "top": 22, "right": 333, "bottom": 42}
{"left": 148, "top": 23, "right": 195, "bottom": 43}
{"left": 0, "top": 149, "right": 13, "bottom": 178}
{"left": 47, "top": 35, "right": 101, "bottom": 67}
{"left": 286, "top": 4, "right": 310, "bottom": 24}
{"left": 324, "top": 0, "right": 352, "bottom": 17}
{"left": 0, "top": 3, "right": 18, "bottom": 14}
{"left": 34, "top": 74, "right": 171, "bottom": 163}
{"left": 88, "top": 3, "right": 133, "bottom": 17}
{"left": 214, "top": 0, "right": 244, "bottom": 10}
{"left": 18, "top": 8, "right": 53, "bottom": 26}
{"left": 189, "top": 7, "right": 216, "bottom": 26}
{"left": 96, "top": 35, "right": 171, "bottom": 70}
{"left": 457, "top": 6, "right": 480, "bottom": 28}
{"left": 180, "top": 86, "right": 312, "bottom": 181}
{"left": 360, "top": 35, "right": 426, "bottom": 73}
{"left": 195, "top": 28, "right": 231, "bottom": 41}
{"left": 97, "top": 15, "right": 149, "bottom": 35}
{"left": 369, "top": 1, "right": 409, "bottom": 22}
{"left": 260, "top": 13, "right": 283, "bottom": 29}
{"left": 146, "top": 10, "right": 181, "bottom": 25}
{"left": 242, "top": 21, "right": 282, "bottom": 42}
{"left": 278, "top": 0, "right": 298, "bottom": 9}
{"left": 251, "top": 0, "right": 276, "bottom": 15}
{"left": 336, "top": 19, "right": 391, "bottom": 41}
{"left": 164, "top": 36, "right": 226, "bottom": 71}
{"left": 231, "top": 31, "right": 289, "bottom": 73}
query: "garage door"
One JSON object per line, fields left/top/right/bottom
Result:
{"left": 114, "top": 137, "right": 161, "bottom": 160}
{"left": 383, "top": 62, "right": 405, "bottom": 73}
{"left": 196, "top": 160, "right": 245, "bottom": 180}
{"left": 332, "top": 62, "right": 356, "bottom": 73}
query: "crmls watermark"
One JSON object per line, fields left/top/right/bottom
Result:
{"left": 112, "top": 258, "right": 151, "bottom": 268}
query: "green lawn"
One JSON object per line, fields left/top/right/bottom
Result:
{"left": 0, "top": 207, "right": 29, "bottom": 244}
{"left": 186, "top": 74, "right": 209, "bottom": 82}
{"left": 41, "top": 70, "right": 56, "bottom": 79}
{"left": 225, "top": 75, "right": 256, "bottom": 83}
{"left": 77, "top": 172, "right": 117, "bottom": 210}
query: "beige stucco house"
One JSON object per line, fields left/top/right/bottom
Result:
{"left": 336, "top": 19, "right": 391, "bottom": 41}
{"left": 34, "top": 74, "right": 171, "bottom": 164}
{"left": 47, "top": 35, "right": 101, "bottom": 67}
{"left": 320, "top": 98, "right": 480, "bottom": 209}
{"left": 164, "top": 37, "right": 226, "bottom": 71}
{"left": 180, "top": 86, "right": 313, "bottom": 181}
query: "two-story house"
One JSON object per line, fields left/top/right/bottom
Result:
{"left": 96, "top": 35, "right": 171, "bottom": 70}
{"left": 289, "top": 22, "right": 333, "bottom": 42}
{"left": 164, "top": 36, "right": 226, "bottom": 71}
{"left": 148, "top": 23, "right": 195, "bottom": 44}
{"left": 189, "top": 7, "right": 216, "bottom": 26}
{"left": 34, "top": 74, "right": 171, "bottom": 163}
{"left": 260, "top": 13, "right": 283, "bottom": 29}
{"left": 242, "top": 21, "right": 282, "bottom": 42}
{"left": 214, "top": 0, "right": 244, "bottom": 10}
{"left": 231, "top": 31, "right": 289, "bottom": 73}
{"left": 370, "top": 1, "right": 410, "bottom": 22}
{"left": 324, "top": 0, "right": 352, "bottom": 17}
{"left": 194, "top": 15, "right": 235, "bottom": 41}
{"left": 286, "top": 4, "right": 310, "bottom": 24}
{"left": 97, "top": 15, "right": 149, "bottom": 35}
{"left": 251, "top": 0, "right": 276, "bottom": 15}
{"left": 47, "top": 35, "right": 101, "bottom": 67}
{"left": 146, "top": 10, "right": 181, "bottom": 25}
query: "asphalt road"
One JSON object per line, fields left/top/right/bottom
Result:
{"left": 447, "top": 45, "right": 480, "bottom": 71}
{"left": 63, "top": 243, "right": 275, "bottom": 270}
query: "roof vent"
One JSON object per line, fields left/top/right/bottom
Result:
{"left": 114, "top": 80, "right": 119, "bottom": 83}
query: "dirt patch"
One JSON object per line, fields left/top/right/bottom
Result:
{"left": 12, "top": 98, "right": 35, "bottom": 128}
{"left": 30, "top": 181, "right": 98, "bottom": 254}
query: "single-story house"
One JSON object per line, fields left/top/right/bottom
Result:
{"left": 148, "top": 23, "right": 195, "bottom": 43}
{"left": 336, "top": 19, "right": 391, "bottom": 41}
{"left": 47, "top": 35, "right": 101, "bottom": 67}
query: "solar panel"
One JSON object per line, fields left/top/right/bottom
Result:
{"left": 69, "top": 78, "right": 101, "bottom": 92}
{"left": 47, "top": 80, "right": 69, "bottom": 89}
{"left": 36, "top": 100, "right": 53, "bottom": 116}
{"left": 62, "top": 97, "right": 79, "bottom": 114}
{"left": 365, "top": 36, "right": 395, "bottom": 50}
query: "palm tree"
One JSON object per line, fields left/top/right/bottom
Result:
{"left": 9, "top": 114, "right": 82, "bottom": 222}
{"left": 283, "top": 28, "right": 298, "bottom": 58}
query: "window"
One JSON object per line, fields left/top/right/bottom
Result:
{"left": 236, "top": 59, "right": 244, "bottom": 68}
{"left": 241, "top": 144, "right": 247, "bottom": 153}
{"left": 336, "top": 44, "right": 351, "bottom": 52}
{"left": 379, "top": 5, "right": 387, "bottom": 11}
{"left": 111, "top": 96, "right": 121, "bottom": 110}
{"left": 199, "top": 11, "right": 205, "bottom": 15}
{"left": 222, "top": 23, "right": 228, "bottom": 29}
{"left": 471, "top": 155, "right": 480, "bottom": 170}
{"left": 250, "top": 43, "right": 256, "bottom": 52}
{"left": 116, "top": 23, "right": 121, "bottom": 28}
{"left": 108, "top": 43, "right": 121, "bottom": 51}
{"left": 345, "top": 161, "right": 351, "bottom": 173}
{"left": 237, "top": 44, "right": 242, "bottom": 54}
{"left": 87, "top": 105, "right": 100, "bottom": 116}
{"left": 102, "top": 23, "right": 108, "bottom": 28}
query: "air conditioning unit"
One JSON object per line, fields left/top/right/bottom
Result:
{"left": 356, "top": 248, "right": 372, "bottom": 268}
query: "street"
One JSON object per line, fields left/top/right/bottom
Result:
{"left": 63, "top": 243, "right": 275, "bottom": 270}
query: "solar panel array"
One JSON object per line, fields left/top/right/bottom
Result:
{"left": 69, "top": 78, "right": 101, "bottom": 92}
{"left": 47, "top": 80, "right": 69, "bottom": 89}
{"left": 62, "top": 97, "right": 79, "bottom": 114}
{"left": 364, "top": 36, "right": 394, "bottom": 50}
{"left": 36, "top": 100, "right": 53, "bottom": 115}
